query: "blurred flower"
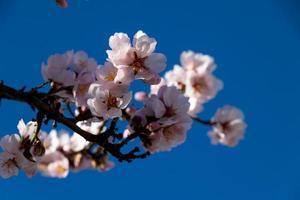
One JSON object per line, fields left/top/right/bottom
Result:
{"left": 38, "top": 152, "right": 69, "bottom": 178}
{"left": 208, "top": 105, "right": 247, "bottom": 147}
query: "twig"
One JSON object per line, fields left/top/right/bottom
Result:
{"left": 192, "top": 116, "right": 216, "bottom": 126}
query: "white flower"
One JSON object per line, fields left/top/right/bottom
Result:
{"left": 42, "top": 50, "right": 98, "bottom": 108}
{"left": 0, "top": 152, "right": 19, "bottom": 179}
{"left": 180, "top": 50, "right": 216, "bottom": 74}
{"left": 72, "top": 51, "right": 98, "bottom": 108}
{"left": 208, "top": 106, "right": 247, "bottom": 147}
{"left": 58, "top": 131, "right": 72, "bottom": 152}
{"left": 0, "top": 133, "right": 37, "bottom": 178}
{"left": 76, "top": 120, "right": 103, "bottom": 135}
{"left": 131, "top": 86, "right": 192, "bottom": 153}
{"left": 41, "top": 130, "right": 60, "bottom": 154}
{"left": 69, "top": 133, "right": 88, "bottom": 152}
{"left": 0, "top": 134, "right": 21, "bottom": 154}
{"left": 17, "top": 119, "right": 38, "bottom": 139}
{"left": 87, "top": 83, "right": 132, "bottom": 119}
{"left": 188, "top": 97, "right": 203, "bottom": 116}
{"left": 38, "top": 152, "right": 69, "bottom": 178}
{"left": 164, "top": 65, "right": 187, "bottom": 92}
{"left": 96, "top": 61, "right": 134, "bottom": 86}
{"left": 42, "top": 50, "right": 76, "bottom": 86}
{"left": 185, "top": 71, "right": 223, "bottom": 103}
{"left": 107, "top": 31, "right": 167, "bottom": 84}
{"left": 154, "top": 51, "right": 223, "bottom": 116}
{"left": 150, "top": 78, "right": 166, "bottom": 95}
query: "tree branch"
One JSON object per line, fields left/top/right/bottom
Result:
{"left": 191, "top": 116, "right": 216, "bottom": 126}
{"left": 0, "top": 81, "right": 147, "bottom": 162}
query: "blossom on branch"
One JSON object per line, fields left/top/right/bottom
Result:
{"left": 107, "top": 31, "right": 167, "bottom": 84}
{"left": 208, "top": 105, "right": 247, "bottom": 147}
{"left": 0, "top": 30, "right": 247, "bottom": 179}
{"left": 151, "top": 51, "right": 223, "bottom": 116}
{"left": 0, "top": 120, "right": 42, "bottom": 179}
{"left": 131, "top": 86, "right": 192, "bottom": 153}
{"left": 42, "top": 50, "right": 98, "bottom": 110}
{"left": 87, "top": 82, "right": 132, "bottom": 119}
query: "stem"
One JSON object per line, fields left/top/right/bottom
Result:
{"left": 191, "top": 116, "right": 216, "bottom": 126}
{"left": 0, "top": 81, "right": 149, "bottom": 162}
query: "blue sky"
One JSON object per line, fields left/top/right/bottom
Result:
{"left": 0, "top": 0, "right": 300, "bottom": 199}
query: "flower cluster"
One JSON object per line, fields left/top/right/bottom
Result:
{"left": 130, "top": 86, "right": 192, "bottom": 153}
{"left": 0, "top": 120, "right": 41, "bottom": 178}
{"left": 42, "top": 50, "right": 98, "bottom": 110}
{"left": 150, "top": 51, "right": 223, "bottom": 116}
{"left": 0, "top": 120, "right": 113, "bottom": 179}
{"left": 0, "top": 30, "right": 247, "bottom": 179}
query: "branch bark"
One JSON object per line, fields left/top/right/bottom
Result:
{"left": 0, "top": 81, "right": 149, "bottom": 162}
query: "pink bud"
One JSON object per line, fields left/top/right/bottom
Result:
{"left": 56, "top": 0, "right": 68, "bottom": 8}
{"left": 134, "top": 91, "right": 147, "bottom": 101}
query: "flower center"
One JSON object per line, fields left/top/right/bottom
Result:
{"left": 192, "top": 77, "right": 207, "bottom": 93}
{"left": 105, "top": 73, "right": 116, "bottom": 81}
{"left": 77, "top": 84, "right": 89, "bottom": 95}
{"left": 131, "top": 52, "right": 146, "bottom": 75}
{"left": 177, "top": 82, "right": 186, "bottom": 93}
{"left": 106, "top": 94, "right": 118, "bottom": 108}
{"left": 55, "top": 165, "right": 67, "bottom": 175}
{"left": 164, "top": 106, "right": 176, "bottom": 117}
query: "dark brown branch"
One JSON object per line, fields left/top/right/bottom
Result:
{"left": 0, "top": 81, "right": 148, "bottom": 163}
{"left": 192, "top": 116, "right": 216, "bottom": 126}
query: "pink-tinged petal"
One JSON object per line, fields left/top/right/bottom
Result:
{"left": 188, "top": 97, "right": 203, "bottom": 116}
{"left": 97, "top": 62, "right": 118, "bottom": 82}
{"left": 150, "top": 78, "right": 166, "bottom": 95}
{"left": 107, "top": 107, "right": 122, "bottom": 118}
{"left": 0, "top": 152, "right": 19, "bottom": 179}
{"left": 133, "top": 30, "right": 157, "bottom": 58}
{"left": 109, "top": 32, "right": 131, "bottom": 50}
{"left": 135, "top": 68, "right": 154, "bottom": 80}
{"left": 144, "top": 53, "right": 167, "bottom": 73}
{"left": 143, "top": 74, "right": 161, "bottom": 85}
{"left": 134, "top": 91, "right": 147, "bottom": 102}
{"left": 145, "top": 96, "right": 166, "bottom": 118}
{"left": 0, "top": 134, "right": 21, "bottom": 153}
{"left": 208, "top": 106, "right": 247, "bottom": 147}
{"left": 180, "top": 50, "right": 216, "bottom": 73}
{"left": 119, "top": 91, "right": 132, "bottom": 109}
{"left": 39, "top": 152, "right": 69, "bottom": 178}
{"left": 114, "top": 66, "right": 134, "bottom": 85}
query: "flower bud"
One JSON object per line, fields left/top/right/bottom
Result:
{"left": 31, "top": 140, "right": 46, "bottom": 157}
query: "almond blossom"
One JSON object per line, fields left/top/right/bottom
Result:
{"left": 0, "top": 132, "right": 38, "bottom": 178}
{"left": 180, "top": 50, "right": 216, "bottom": 74}
{"left": 208, "top": 105, "right": 247, "bottom": 147}
{"left": 42, "top": 50, "right": 76, "bottom": 87}
{"left": 38, "top": 151, "right": 69, "bottom": 178}
{"left": 96, "top": 61, "right": 133, "bottom": 86}
{"left": 0, "top": 152, "right": 19, "bottom": 178}
{"left": 131, "top": 86, "right": 192, "bottom": 153}
{"left": 42, "top": 50, "right": 98, "bottom": 109}
{"left": 107, "top": 31, "right": 167, "bottom": 84}
{"left": 0, "top": 30, "right": 248, "bottom": 179}
{"left": 150, "top": 51, "right": 223, "bottom": 116}
{"left": 87, "top": 82, "right": 132, "bottom": 119}
{"left": 185, "top": 71, "right": 223, "bottom": 103}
